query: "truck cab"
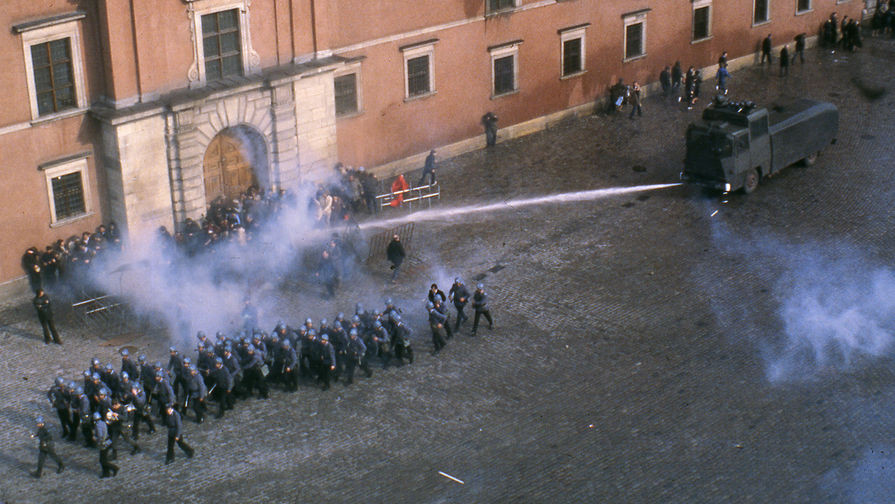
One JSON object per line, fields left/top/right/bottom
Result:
{"left": 681, "top": 96, "right": 837, "bottom": 193}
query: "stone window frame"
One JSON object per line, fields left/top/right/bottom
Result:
{"left": 623, "top": 10, "right": 649, "bottom": 62}
{"left": 186, "top": 0, "right": 260, "bottom": 89}
{"left": 334, "top": 62, "right": 363, "bottom": 118}
{"left": 692, "top": 0, "right": 713, "bottom": 43}
{"left": 401, "top": 40, "right": 437, "bottom": 102}
{"left": 559, "top": 24, "right": 588, "bottom": 79}
{"left": 16, "top": 14, "right": 88, "bottom": 122}
{"left": 753, "top": 0, "right": 771, "bottom": 26}
{"left": 489, "top": 41, "right": 522, "bottom": 99}
{"left": 40, "top": 153, "right": 93, "bottom": 227}
{"left": 795, "top": 0, "right": 813, "bottom": 14}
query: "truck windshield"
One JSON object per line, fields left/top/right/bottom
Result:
{"left": 688, "top": 130, "right": 732, "bottom": 157}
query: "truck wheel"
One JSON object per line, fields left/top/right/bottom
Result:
{"left": 803, "top": 152, "right": 818, "bottom": 166}
{"left": 743, "top": 168, "right": 759, "bottom": 194}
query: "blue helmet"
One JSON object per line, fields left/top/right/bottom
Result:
{"left": 36, "top": 415, "right": 44, "bottom": 424}
{"left": 426, "top": 301, "right": 434, "bottom": 309}
{"left": 54, "top": 377, "right": 65, "bottom": 386}
{"left": 215, "top": 357, "right": 223, "bottom": 365}
{"left": 138, "top": 354, "right": 146, "bottom": 363}
{"left": 92, "top": 412, "right": 101, "bottom": 421}
{"left": 320, "top": 318, "right": 328, "bottom": 326}
{"left": 91, "top": 373, "right": 100, "bottom": 381}
{"left": 120, "top": 348, "right": 129, "bottom": 357}
{"left": 336, "top": 312, "right": 345, "bottom": 320}
{"left": 349, "top": 328, "right": 358, "bottom": 337}
{"left": 121, "top": 371, "right": 129, "bottom": 380}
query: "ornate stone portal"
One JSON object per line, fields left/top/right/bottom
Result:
{"left": 93, "top": 58, "right": 342, "bottom": 243}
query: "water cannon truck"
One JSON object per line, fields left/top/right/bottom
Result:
{"left": 680, "top": 96, "right": 838, "bottom": 193}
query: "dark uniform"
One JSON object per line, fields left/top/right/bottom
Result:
{"left": 163, "top": 406, "right": 195, "bottom": 464}
{"left": 93, "top": 413, "right": 119, "bottom": 478}
{"left": 449, "top": 278, "right": 470, "bottom": 331}
{"left": 471, "top": 283, "right": 495, "bottom": 335}
{"left": 279, "top": 340, "right": 299, "bottom": 391}
{"left": 428, "top": 303, "right": 448, "bottom": 354}
{"left": 185, "top": 366, "right": 208, "bottom": 423}
{"left": 481, "top": 111, "right": 498, "bottom": 147}
{"left": 47, "top": 378, "right": 71, "bottom": 438}
{"left": 344, "top": 329, "right": 372, "bottom": 385}
{"left": 31, "top": 417, "right": 64, "bottom": 477}
{"left": 211, "top": 359, "right": 234, "bottom": 418}
{"left": 124, "top": 384, "right": 155, "bottom": 439}
{"left": 317, "top": 335, "right": 337, "bottom": 390}
{"left": 386, "top": 235, "right": 406, "bottom": 282}
{"left": 32, "top": 289, "right": 61, "bottom": 344}
{"left": 241, "top": 347, "right": 269, "bottom": 398}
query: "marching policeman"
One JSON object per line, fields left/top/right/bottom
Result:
{"left": 163, "top": 405, "right": 195, "bottom": 465}
{"left": 120, "top": 349, "right": 139, "bottom": 385}
{"left": 93, "top": 411, "right": 119, "bottom": 478}
{"left": 211, "top": 357, "right": 234, "bottom": 418}
{"left": 31, "top": 416, "right": 64, "bottom": 478}
{"left": 279, "top": 339, "right": 299, "bottom": 392}
{"left": 427, "top": 302, "right": 448, "bottom": 354}
{"left": 344, "top": 328, "right": 372, "bottom": 385}
{"left": 471, "top": 283, "right": 494, "bottom": 336}
{"left": 124, "top": 383, "right": 155, "bottom": 439}
{"left": 317, "top": 334, "right": 337, "bottom": 390}
{"left": 449, "top": 278, "right": 470, "bottom": 332}
{"left": 185, "top": 365, "right": 208, "bottom": 423}
{"left": 47, "top": 377, "right": 71, "bottom": 439}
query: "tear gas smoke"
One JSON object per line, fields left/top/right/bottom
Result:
{"left": 767, "top": 253, "right": 895, "bottom": 382}
{"left": 82, "top": 182, "right": 681, "bottom": 348}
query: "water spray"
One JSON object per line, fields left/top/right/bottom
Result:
{"left": 358, "top": 183, "right": 683, "bottom": 230}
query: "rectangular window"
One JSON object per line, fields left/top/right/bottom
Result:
{"left": 797, "top": 0, "right": 811, "bottom": 12}
{"left": 494, "top": 56, "right": 515, "bottom": 95}
{"left": 754, "top": 0, "right": 770, "bottom": 24}
{"left": 693, "top": 3, "right": 712, "bottom": 41}
{"left": 490, "top": 41, "right": 521, "bottom": 97}
{"left": 16, "top": 13, "right": 87, "bottom": 120}
{"left": 488, "top": 0, "right": 517, "bottom": 13}
{"left": 407, "top": 56, "right": 430, "bottom": 97}
{"left": 51, "top": 172, "right": 86, "bottom": 220}
{"left": 401, "top": 41, "right": 436, "bottom": 100}
{"left": 625, "top": 23, "right": 644, "bottom": 59}
{"left": 334, "top": 72, "right": 358, "bottom": 117}
{"left": 31, "top": 39, "right": 76, "bottom": 116}
{"left": 42, "top": 156, "right": 91, "bottom": 225}
{"left": 202, "top": 9, "right": 242, "bottom": 81}
{"left": 562, "top": 39, "right": 582, "bottom": 76}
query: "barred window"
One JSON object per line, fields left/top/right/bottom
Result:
{"left": 488, "top": 0, "right": 517, "bottom": 13}
{"left": 407, "top": 55, "right": 431, "bottom": 97}
{"left": 754, "top": 0, "right": 770, "bottom": 23}
{"left": 625, "top": 23, "right": 644, "bottom": 59}
{"left": 334, "top": 73, "right": 358, "bottom": 116}
{"left": 51, "top": 172, "right": 86, "bottom": 220}
{"left": 693, "top": 6, "right": 711, "bottom": 41}
{"left": 563, "top": 38, "right": 582, "bottom": 76}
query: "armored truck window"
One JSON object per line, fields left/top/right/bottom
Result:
{"left": 736, "top": 136, "right": 750, "bottom": 154}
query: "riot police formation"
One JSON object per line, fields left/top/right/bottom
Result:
{"left": 32, "top": 285, "right": 497, "bottom": 479}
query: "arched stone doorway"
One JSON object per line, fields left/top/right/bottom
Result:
{"left": 202, "top": 125, "right": 269, "bottom": 204}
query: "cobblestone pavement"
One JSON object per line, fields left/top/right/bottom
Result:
{"left": 3, "top": 37, "right": 895, "bottom": 503}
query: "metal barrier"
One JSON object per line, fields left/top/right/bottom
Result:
{"left": 376, "top": 181, "right": 440, "bottom": 210}
{"left": 72, "top": 295, "right": 127, "bottom": 334}
{"left": 366, "top": 222, "right": 415, "bottom": 262}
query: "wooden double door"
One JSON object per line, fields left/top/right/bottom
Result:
{"left": 203, "top": 129, "right": 259, "bottom": 203}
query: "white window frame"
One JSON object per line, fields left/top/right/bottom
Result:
{"left": 43, "top": 156, "right": 92, "bottom": 226}
{"left": 795, "top": 0, "right": 813, "bottom": 14}
{"left": 334, "top": 62, "right": 363, "bottom": 118}
{"left": 560, "top": 25, "right": 588, "bottom": 79}
{"left": 19, "top": 18, "right": 88, "bottom": 122}
{"left": 187, "top": 0, "right": 260, "bottom": 88}
{"left": 623, "top": 12, "right": 648, "bottom": 62}
{"left": 402, "top": 42, "right": 436, "bottom": 101}
{"left": 753, "top": 0, "right": 771, "bottom": 26}
{"left": 490, "top": 42, "right": 521, "bottom": 98}
{"left": 692, "top": 0, "right": 713, "bottom": 43}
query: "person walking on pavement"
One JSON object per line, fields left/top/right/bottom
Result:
{"left": 671, "top": 61, "right": 683, "bottom": 103}
{"left": 31, "top": 416, "right": 64, "bottom": 478}
{"left": 628, "top": 81, "right": 643, "bottom": 119}
{"left": 418, "top": 149, "right": 437, "bottom": 187}
{"left": 793, "top": 33, "right": 806, "bottom": 64}
{"left": 163, "top": 405, "right": 194, "bottom": 465}
{"left": 780, "top": 45, "right": 790, "bottom": 77}
{"left": 386, "top": 234, "right": 406, "bottom": 283}
{"left": 471, "top": 283, "right": 495, "bottom": 336}
{"left": 761, "top": 34, "right": 773, "bottom": 65}
{"left": 93, "top": 412, "right": 119, "bottom": 478}
{"left": 449, "top": 277, "right": 470, "bottom": 332}
{"left": 481, "top": 112, "right": 498, "bottom": 147}
{"left": 33, "top": 288, "right": 61, "bottom": 345}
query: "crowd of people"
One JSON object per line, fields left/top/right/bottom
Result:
{"left": 869, "top": 1, "right": 895, "bottom": 38}
{"left": 33, "top": 280, "right": 497, "bottom": 478}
